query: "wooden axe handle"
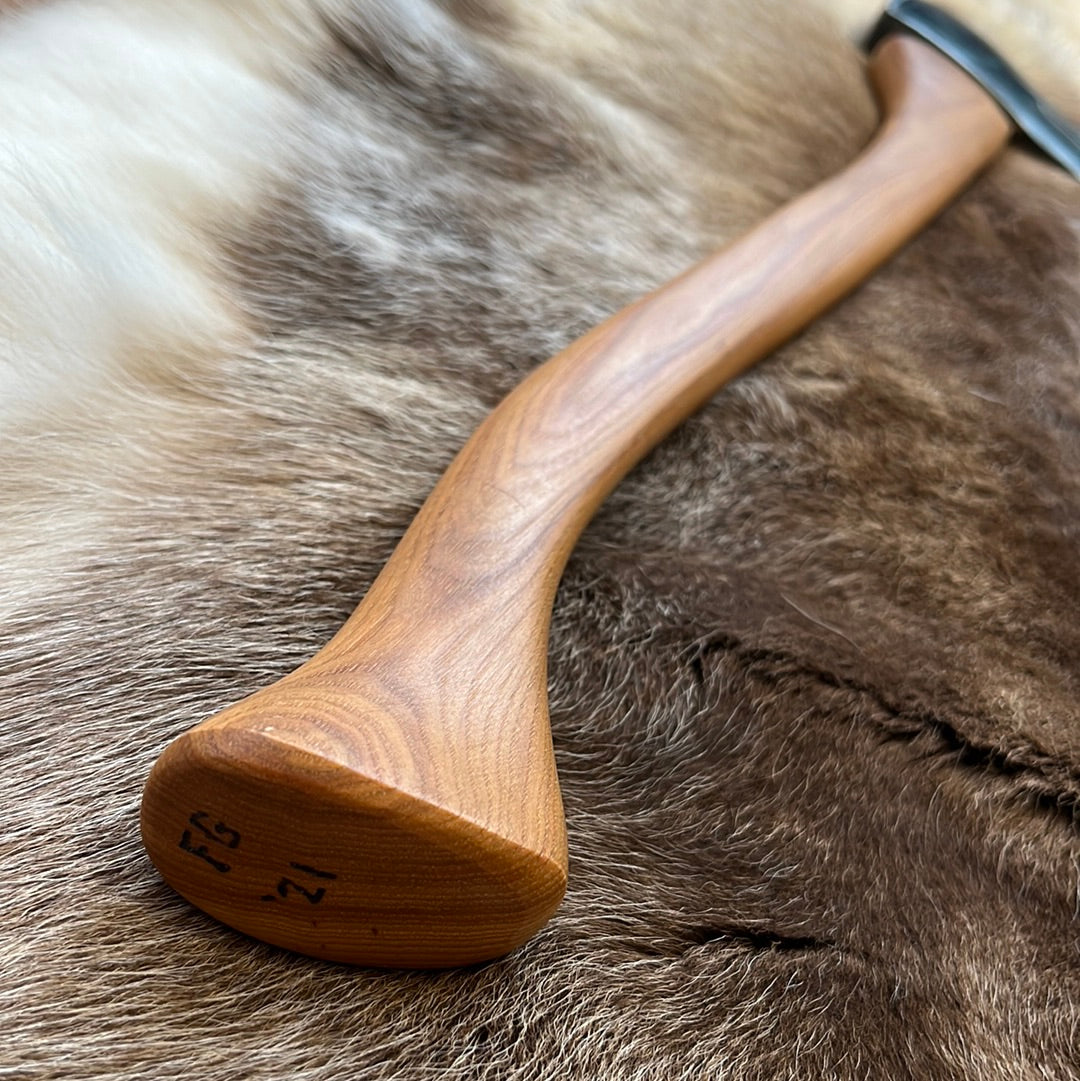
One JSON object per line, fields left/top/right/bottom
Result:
{"left": 140, "top": 36, "right": 1011, "bottom": 968}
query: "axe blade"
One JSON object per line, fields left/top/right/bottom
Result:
{"left": 869, "top": 0, "right": 1080, "bottom": 179}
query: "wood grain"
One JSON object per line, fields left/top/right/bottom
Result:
{"left": 140, "top": 36, "right": 1013, "bottom": 968}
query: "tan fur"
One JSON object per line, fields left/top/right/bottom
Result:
{"left": 2, "top": 1, "right": 1079, "bottom": 1078}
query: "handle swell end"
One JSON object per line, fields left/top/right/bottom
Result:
{"left": 140, "top": 721, "right": 568, "bottom": 968}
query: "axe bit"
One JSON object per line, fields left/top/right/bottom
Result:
{"left": 141, "top": 1, "right": 1079, "bottom": 968}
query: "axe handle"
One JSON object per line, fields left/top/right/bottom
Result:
{"left": 141, "top": 35, "right": 1012, "bottom": 968}
{"left": 337, "top": 34, "right": 1011, "bottom": 628}
{"left": 323, "top": 35, "right": 1012, "bottom": 649}
{"left": 310, "top": 36, "right": 1012, "bottom": 702}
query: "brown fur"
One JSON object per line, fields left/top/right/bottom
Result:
{"left": 3, "top": 1, "right": 1080, "bottom": 1078}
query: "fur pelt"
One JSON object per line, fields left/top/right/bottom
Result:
{"left": 2, "top": 1, "right": 1079, "bottom": 1078}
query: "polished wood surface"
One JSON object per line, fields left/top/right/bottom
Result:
{"left": 140, "top": 36, "right": 1012, "bottom": 968}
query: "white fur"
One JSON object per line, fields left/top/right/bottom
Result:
{"left": 0, "top": 0, "right": 325, "bottom": 430}
{"left": 0, "top": 0, "right": 338, "bottom": 621}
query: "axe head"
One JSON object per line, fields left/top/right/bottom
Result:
{"left": 868, "top": 0, "right": 1080, "bottom": 179}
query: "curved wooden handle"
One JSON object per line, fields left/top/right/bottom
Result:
{"left": 140, "top": 36, "right": 1011, "bottom": 968}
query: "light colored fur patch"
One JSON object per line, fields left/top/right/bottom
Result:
{"left": 0, "top": 0, "right": 339, "bottom": 619}
{"left": 0, "top": 0, "right": 323, "bottom": 430}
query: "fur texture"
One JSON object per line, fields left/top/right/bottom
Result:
{"left": 2, "top": 1, "right": 1079, "bottom": 1078}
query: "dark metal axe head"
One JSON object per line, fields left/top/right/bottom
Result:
{"left": 868, "top": 0, "right": 1080, "bottom": 179}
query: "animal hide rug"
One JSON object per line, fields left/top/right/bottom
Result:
{"left": 2, "top": 0, "right": 1079, "bottom": 1077}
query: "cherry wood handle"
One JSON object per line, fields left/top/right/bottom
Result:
{"left": 327, "top": 33, "right": 1013, "bottom": 658}
{"left": 140, "top": 36, "right": 1011, "bottom": 969}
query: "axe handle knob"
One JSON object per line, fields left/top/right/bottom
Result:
{"left": 140, "top": 35, "right": 1011, "bottom": 968}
